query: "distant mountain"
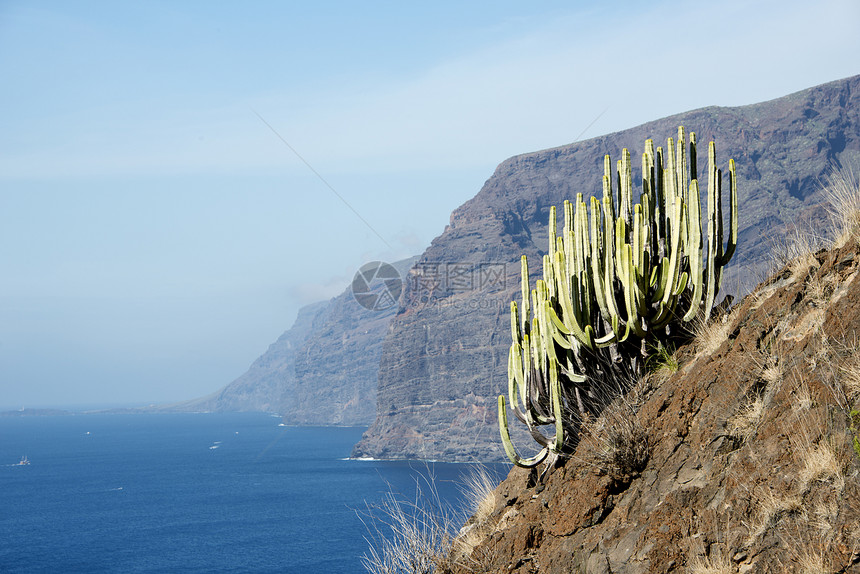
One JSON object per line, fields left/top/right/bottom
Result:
{"left": 0, "top": 408, "right": 71, "bottom": 417}
{"left": 164, "top": 257, "right": 418, "bottom": 426}
{"left": 352, "top": 74, "right": 860, "bottom": 461}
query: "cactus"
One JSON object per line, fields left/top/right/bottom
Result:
{"left": 499, "top": 127, "right": 738, "bottom": 468}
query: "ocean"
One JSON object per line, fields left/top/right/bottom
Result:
{"left": 0, "top": 413, "right": 507, "bottom": 573}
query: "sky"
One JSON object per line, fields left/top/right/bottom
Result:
{"left": 1, "top": 0, "right": 859, "bottom": 410}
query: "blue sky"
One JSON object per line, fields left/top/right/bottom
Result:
{"left": 1, "top": 0, "right": 859, "bottom": 409}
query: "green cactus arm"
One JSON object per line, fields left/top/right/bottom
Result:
{"left": 520, "top": 256, "right": 530, "bottom": 335}
{"left": 642, "top": 147, "right": 653, "bottom": 202}
{"left": 619, "top": 243, "right": 646, "bottom": 337}
{"left": 589, "top": 196, "right": 611, "bottom": 319}
{"left": 508, "top": 342, "right": 523, "bottom": 412}
{"left": 682, "top": 178, "right": 704, "bottom": 321}
{"left": 546, "top": 296, "right": 591, "bottom": 349}
{"left": 689, "top": 131, "right": 698, "bottom": 181}
{"left": 564, "top": 199, "right": 573, "bottom": 237}
{"left": 543, "top": 253, "right": 555, "bottom": 300}
{"left": 602, "top": 161, "right": 616, "bottom": 220}
{"left": 640, "top": 192, "right": 652, "bottom": 267}
{"left": 654, "top": 146, "right": 665, "bottom": 251}
{"left": 716, "top": 168, "right": 724, "bottom": 263}
{"left": 659, "top": 187, "right": 684, "bottom": 309}
{"left": 521, "top": 331, "right": 531, "bottom": 388}
{"left": 633, "top": 204, "right": 644, "bottom": 277}
{"left": 665, "top": 137, "right": 677, "bottom": 205}
{"left": 511, "top": 301, "right": 521, "bottom": 344}
{"left": 620, "top": 148, "right": 633, "bottom": 227}
{"left": 498, "top": 395, "right": 549, "bottom": 468}
{"left": 610, "top": 314, "right": 631, "bottom": 344}
{"left": 719, "top": 158, "right": 738, "bottom": 265}
{"left": 677, "top": 126, "right": 688, "bottom": 211}
{"left": 600, "top": 197, "right": 624, "bottom": 333}
{"left": 601, "top": 196, "right": 622, "bottom": 323}
{"left": 593, "top": 330, "right": 619, "bottom": 348}
{"left": 703, "top": 142, "right": 719, "bottom": 319}
{"left": 558, "top": 362, "right": 588, "bottom": 382}
{"left": 562, "top": 200, "right": 574, "bottom": 279}
{"left": 530, "top": 312, "right": 544, "bottom": 374}
{"left": 546, "top": 309, "right": 574, "bottom": 351}
{"left": 570, "top": 196, "right": 581, "bottom": 275}
{"left": 652, "top": 256, "right": 669, "bottom": 301}
{"left": 537, "top": 293, "right": 560, "bottom": 366}
{"left": 575, "top": 194, "right": 590, "bottom": 288}
{"left": 614, "top": 215, "right": 627, "bottom": 279}
{"left": 673, "top": 271, "right": 689, "bottom": 296}
{"left": 551, "top": 252, "right": 581, "bottom": 337}
{"left": 548, "top": 360, "right": 565, "bottom": 453}
{"left": 552, "top": 242, "right": 567, "bottom": 305}
{"left": 650, "top": 301, "right": 671, "bottom": 327}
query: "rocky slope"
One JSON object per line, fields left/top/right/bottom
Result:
{"left": 164, "top": 257, "right": 416, "bottom": 425}
{"left": 353, "top": 74, "right": 860, "bottom": 462}
{"left": 444, "top": 236, "right": 860, "bottom": 573}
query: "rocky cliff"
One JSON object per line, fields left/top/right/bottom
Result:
{"left": 167, "top": 257, "right": 416, "bottom": 426}
{"left": 442, "top": 229, "right": 860, "bottom": 573}
{"left": 352, "top": 74, "right": 860, "bottom": 462}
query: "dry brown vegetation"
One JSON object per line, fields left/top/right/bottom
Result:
{"left": 825, "top": 166, "right": 860, "bottom": 249}
{"left": 361, "top": 465, "right": 504, "bottom": 574}
{"left": 580, "top": 393, "right": 651, "bottom": 480}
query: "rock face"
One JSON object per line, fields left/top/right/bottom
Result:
{"left": 170, "top": 257, "right": 417, "bottom": 426}
{"left": 352, "top": 75, "right": 860, "bottom": 462}
{"left": 442, "top": 239, "right": 860, "bottom": 573}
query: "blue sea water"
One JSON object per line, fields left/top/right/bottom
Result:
{"left": 0, "top": 413, "right": 507, "bottom": 573}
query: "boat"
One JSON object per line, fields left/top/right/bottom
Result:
{"left": 16, "top": 455, "right": 30, "bottom": 466}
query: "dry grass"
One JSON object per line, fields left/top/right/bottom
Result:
{"left": 688, "top": 555, "right": 734, "bottom": 574}
{"left": 693, "top": 314, "right": 733, "bottom": 357}
{"left": 840, "top": 359, "right": 860, "bottom": 404}
{"left": 823, "top": 165, "right": 860, "bottom": 248}
{"left": 762, "top": 360, "right": 783, "bottom": 388}
{"left": 744, "top": 488, "right": 803, "bottom": 546}
{"left": 810, "top": 499, "right": 839, "bottom": 538}
{"left": 361, "top": 483, "right": 457, "bottom": 574}
{"left": 459, "top": 466, "right": 497, "bottom": 526}
{"left": 361, "top": 466, "right": 500, "bottom": 574}
{"left": 791, "top": 376, "right": 815, "bottom": 414}
{"left": 797, "top": 440, "right": 844, "bottom": 494}
{"left": 812, "top": 332, "right": 860, "bottom": 414}
{"left": 769, "top": 221, "right": 822, "bottom": 282}
{"left": 795, "top": 549, "right": 829, "bottom": 574}
{"left": 583, "top": 397, "right": 650, "bottom": 479}
{"left": 776, "top": 527, "right": 837, "bottom": 574}
{"left": 727, "top": 395, "right": 765, "bottom": 441}
{"left": 805, "top": 273, "right": 827, "bottom": 307}
{"left": 448, "top": 466, "right": 500, "bottom": 564}
{"left": 648, "top": 343, "right": 679, "bottom": 381}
